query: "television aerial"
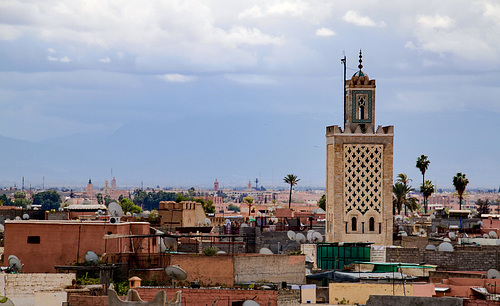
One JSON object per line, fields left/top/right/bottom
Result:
{"left": 394, "top": 215, "right": 403, "bottom": 222}
{"left": 165, "top": 265, "right": 187, "bottom": 284}
{"left": 425, "top": 244, "right": 437, "bottom": 251}
{"left": 259, "top": 247, "right": 273, "bottom": 255}
{"left": 295, "top": 233, "right": 306, "bottom": 244}
{"left": 84, "top": 251, "right": 99, "bottom": 264}
{"left": 438, "top": 242, "right": 454, "bottom": 252}
{"left": 488, "top": 269, "right": 500, "bottom": 279}
{"left": 108, "top": 202, "right": 123, "bottom": 218}
{"left": 490, "top": 231, "right": 498, "bottom": 238}
{"left": 312, "top": 232, "right": 323, "bottom": 243}
{"left": 287, "top": 231, "right": 296, "bottom": 241}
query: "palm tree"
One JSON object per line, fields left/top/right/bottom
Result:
{"left": 243, "top": 196, "right": 254, "bottom": 216}
{"left": 416, "top": 155, "right": 431, "bottom": 213}
{"left": 393, "top": 173, "right": 413, "bottom": 215}
{"left": 420, "top": 180, "right": 435, "bottom": 210}
{"left": 283, "top": 174, "right": 300, "bottom": 209}
{"left": 453, "top": 172, "right": 469, "bottom": 210}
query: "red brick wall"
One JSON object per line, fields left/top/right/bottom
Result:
{"left": 465, "top": 300, "right": 500, "bottom": 306}
{"left": 67, "top": 295, "right": 108, "bottom": 306}
{"left": 136, "top": 288, "right": 277, "bottom": 306}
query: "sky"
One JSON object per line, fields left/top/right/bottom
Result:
{"left": 1, "top": 0, "right": 500, "bottom": 190}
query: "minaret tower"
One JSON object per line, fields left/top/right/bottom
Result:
{"left": 325, "top": 51, "right": 394, "bottom": 245}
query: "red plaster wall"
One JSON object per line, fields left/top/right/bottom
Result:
{"left": 4, "top": 221, "right": 153, "bottom": 273}
{"left": 136, "top": 288, "right": 277, "bottom": 306}
{"left": 67, "top": 295, "right": 108, "bottom": 306}
{"left": 170, "top": 254, "right": 235, "bottom": 286}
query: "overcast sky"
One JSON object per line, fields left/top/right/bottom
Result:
{"left": 1, "top": 0, "right": 500, "bottom": 189}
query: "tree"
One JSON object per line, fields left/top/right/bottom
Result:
{"left": 13, "top": 191, "right": 31, "bottom": 208}
{"left": 453, "top": 172, "right": 469, "bottom": 210}
{"left": 283, "top": 174, "right": 300, "bottom": 209}
{"left": 317, "top": 194, "right": 326, "bottom": 211}
{"left": 0, "top": 194, "right": 13, "bottom": 206}
{"left": 476, "top": 199, "right": 490, "bottom": 217}
{"left": 119, "top": 198, "right": 141, "bottom": 214}
{"left": 392, "top": 173, "right": 414, "bottom": 215}
{"left": 96, "top": 193, "right": 103, "bottom": 204}
{"left": 420, "top": 180, "right": 435, "bottom": 211}
{"left": 243, "top": 196, "right": 254, "bottom": 215}
{"left": 227, "top": 204, "right": 240, "bottom": 212}
{"left": 416, "top": 155, "right": 430, "bottom": 213}
{"left": 33, "top": 189, "right": 61, "bottom": 210}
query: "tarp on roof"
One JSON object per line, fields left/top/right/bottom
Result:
{"left": 306, "top": 271, "right": 415, "bottom": 282}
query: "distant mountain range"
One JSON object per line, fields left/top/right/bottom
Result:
{"left": 0, "top": 114, "right": 327, "bottom": 189}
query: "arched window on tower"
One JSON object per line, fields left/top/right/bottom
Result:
{"left": 369, "top": 217, "right": 375, "bottom": 232}
{"left": 358, "top": 96, "right": 366, "bottom": 120}
{"left": 351, "top": 217, "right": 357, "bottom": 231}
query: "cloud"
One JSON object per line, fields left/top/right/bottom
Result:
{"left": 47, "top": 48, "right": 56, "bottom": 54}
{"left": 99, "top": 57, "right": 111, "bottom": 63}
{"left": 160, "top": 74, "right": 197, "bottom": 83}
{"left": 343, "top": 10, "right": 386, "bottom": 27}
{"left": 238, "top": 1, "right": 333, "bottom": 24}
{"left": 60, "top": 56, "right": 71, "bottom": 63}
{"left": 315, "top": 27, "right": 335, "bottom": 37}
{"left": 224, "top": 74, "right": 277, "bottom": 85}
{"left": 417, "top": 14, "right": 453, "bottom": 29}
{"left": 47, "top": 56, "right": 58, "bottom": 62}
{"left": 0, "top": 25, "right": 22, "bottom": 40}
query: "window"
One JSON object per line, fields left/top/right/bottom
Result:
{"left": 351, "top": 217, "right": 357, "bottom": 231}
{"left": 27, "top": 236, "right": 40, "bottom": 244}
{"left": 369, "top": 217, "right": 375, "bottom": 232}
{"left": 357, "top": 96, "right": 366, "bottom": 119}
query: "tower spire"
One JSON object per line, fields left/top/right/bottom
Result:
{"left": 358, "top": 49, "right": 363, "bottom": 71}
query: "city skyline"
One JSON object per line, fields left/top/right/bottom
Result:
{"left": 1, "top": 1, "right": 500, "bottom": 189}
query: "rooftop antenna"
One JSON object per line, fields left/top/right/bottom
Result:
{"left": 341, "top": 51, "right": 346, "bottom": 126}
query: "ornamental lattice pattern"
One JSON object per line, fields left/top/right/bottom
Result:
{"left": 344, "top": 144, "right": 383, "bottom": 215}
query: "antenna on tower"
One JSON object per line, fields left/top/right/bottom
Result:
{"left": 341, "top": 51, "right": 346, "bottom": 125}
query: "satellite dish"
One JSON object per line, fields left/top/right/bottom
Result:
{"left": 490, "top": 231, "right": 498, "bottom": 238}
{"left": 484, "top": 233, "right": 490, "bottom": 239}
{"left": 163, "top": 237, "right": 177, "bottom": 251}
{"left": 306, "top": 231, "right": 314, "bottom": 242}
{"left": 217, "top": 251, "right": 226, "bottom": 254}
{"left": 15, "top": 217, "right": 21, "bottom": 220}
{"left": 449, "top": 232, "right": 457, "bottom": 240}
{"left": 429, "top": 214, "right": 436, "bottom": 219}
{"left": 204, "top": 218, "right": 211, "bottom": 226}
{"left": 225, "top": 219, "right": 231, "bottom": 224}
{"left": 399, "top": 231, "right": 408, "bottom": 237}
{"left": 394, "top": 215, "right": 403, "bottom": 221}
{"left": 0, "top": 224, "right": 4, "bottom": 233}
{"left": 126, "top": 212, "right": 131, "bottom": 216}
{"left": 443, "top": 238, "right": 451, "bottom": 242}
{"left": 419, "top": 228, "right": 426, "bottom": 236}
{"left": 242, "top": 301, "right": 260, "bottom": 306}
{"left": 287, "top": 231, "right": 296, "bottom": 241}
{"left": 312, "top": 232, "right": 323, "bottom": 242}
{"left": 259, "top": 247, "right": 273, "bottom": 255}
{"left": 488, "top": 269, "right": 500, "bottom": 279}
{"left": 165, "top": 265, "right": 187, "bottom": 281}
{"left": 85, "top": 251, "right": 99, "bottom": 264}
{"left": 438, "top": 242, "right": 454, "bottom": 252}
{"left": 97, "top": 209, "right": 103, "bottom": 215}
{"left": 425, "top": 244, "right": 437, "bottom": 251}
{"left": 197, "top": 221, "right": 203, "bottom": 226}
{"left": 108, "top": 202, "right": 123, "bottom": 218}
{"left": 240, "top": 223, "right": 248, "bottom": 228}
{"left": 159, "top": 238, "right": 167, "bottom": 253}
{"left": 295, "top": 233, "right": 306, "bottom": 244}
{"left": 8, "top": 255, "right": 22, "bottom": 273}
{"left": 478, "top": 221, "right": 484, "bottom": 227}
{"left": 398, "top": 225, "right": 405, "bottom": 231}
{"left": 22, "top": 214, "right": 29, "bottom": 220}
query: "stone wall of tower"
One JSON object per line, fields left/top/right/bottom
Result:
{"left": 325, "top": 125, "right": 393, "bottom": 245}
